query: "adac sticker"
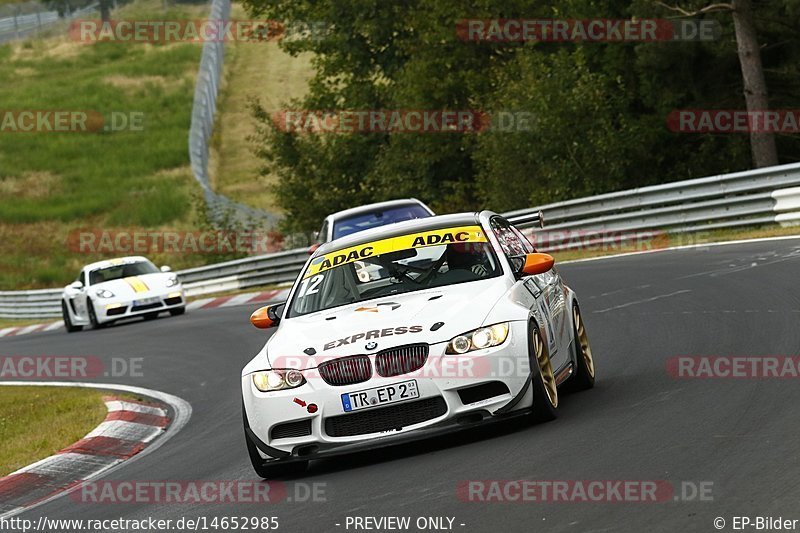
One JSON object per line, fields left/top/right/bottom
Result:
{"left": 304, "top": 225, "right": 486, "bottom": 278}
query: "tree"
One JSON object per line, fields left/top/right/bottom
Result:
{"left": 731, "top": 0, "right": 778, "bottom": 166}
{"left": 657, "top": 0, "right": 779, "bottom": 167}
{"left": 245, "top": 0, "right": 798, "bottom": 230}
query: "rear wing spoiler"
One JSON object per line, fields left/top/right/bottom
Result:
{"left": 506, "top": 210, "right": 545, "bottom": 229}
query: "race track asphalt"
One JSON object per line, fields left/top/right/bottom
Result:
{"left": 5, "top": 237, "right": 800, "bottom": 532}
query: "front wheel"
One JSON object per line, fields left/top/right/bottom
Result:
{"left": 169, "top": 307, "right": 185, "bottom": 317}
{"left": 62, "top": 301, "right": 82, "bottom": 333}
{"left": 87, "top": 301, "right": 104, "bottom": 329}
{"left": 529, "top": 322, "right": 558, "bottom": 423}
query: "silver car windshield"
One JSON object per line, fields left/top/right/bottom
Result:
{"left": 288, "top": 226, "right": 501, "bottom": 317}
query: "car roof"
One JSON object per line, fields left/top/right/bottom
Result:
{"left": 82, "top": 256, "right": 151, "bottom": 272}
{"left": 326, "top": 198, "right": 431, "bottom": 223}
{"left": 313, "top": 212, "right": 485, "bottom": 256}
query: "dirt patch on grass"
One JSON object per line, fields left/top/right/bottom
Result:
{"left": 12, "top": 38, "right": 82, "bottom": 61}
{"left": 0, "top": 171, "right": 62, "bottom": 199}
{"left": 105, "top": 74, "right": 170, "bottom": 90}
{"left": 14, "top": 67, "right": 37, "bottom": 77}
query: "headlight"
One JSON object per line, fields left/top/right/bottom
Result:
{"left": 446, "top": 323, "right": 509, "bottom": 354}
{"left": 252, "top": 369, "right": 306, "bottom": 392}
{"left": 95, "top": 288, "right": 115, "bottom": 298}
{"left": 166, "top": 275, "right": 179, "bottom": 287}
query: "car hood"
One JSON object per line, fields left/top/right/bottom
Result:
{"left": 264, "top": 277, "right": 510, "bottom": 368}
{"left": 93, "top": 273, "right": 174, "bottom": 298}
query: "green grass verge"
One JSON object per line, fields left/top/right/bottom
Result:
{"left": 0, "top": 386, "right": 109, "bottom": 476}
{"left": 0, "top": 0, "right": 316, "bottom": 291}
{"left": 0, "top": 317, "right": 52, "bottom": 329}
{"left": 0, "top": 0, "right": 213, "bottom": 289}
{"left": 210, "top": 3, "right": 314, "bottom": 214}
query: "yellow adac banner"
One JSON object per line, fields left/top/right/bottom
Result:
{"left": 304, "top": 225, "right": 488, "bottom": 279}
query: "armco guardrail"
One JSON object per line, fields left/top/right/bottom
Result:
{"left": 0, "top": 2, "right": 98, "bottom": 43}
{"left": 2, "top": 163, "right": 800, "bottom": 319}
{"left": 507, "top": 162, "right": 800, "bottom": 250}
{"left": 176, "top": 249, "right": 309, "bottom": 297}
{"left": 188, "top": 0, "right": 274, "bottom": 225}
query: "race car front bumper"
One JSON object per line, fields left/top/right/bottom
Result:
{"left": 242, "top": 321, "right": 534, "bottom": 463}
{"left": 94, "top": 289, "right": 185, "bottom": 322}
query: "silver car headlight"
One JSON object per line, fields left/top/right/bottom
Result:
{"left": 166, "top": 275, "right": 179, "bottom": 287}
{"left": 446, "top": 323, "right": 510, "bottom": 354}
{"left": 95, "top": 288, "right": 115, "bottom": 298}
{"left": 252, "top": 369, "right": 305, "bottom": 392}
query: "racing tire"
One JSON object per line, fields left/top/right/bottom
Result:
{"left": 87, "top": 301, "right": 104, "bottom": 329}
{"left": 144, "top": 312, "right": 160, "bottom": 320}
{"left": 243, "top": 407, "right": 308, "bottom": 478}
{"left": 529, "top": 321, "right": 558, "bottom": 423}
{"left": 565, "top": 303, "right": 595, "bottom": 392}
{"left": 169, "top": 307, "right": 185, "bottom": 317}
{"left": 62, "top": 301, "right": 82, "bottom": 333}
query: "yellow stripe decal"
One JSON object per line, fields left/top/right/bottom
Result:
{"left": 124, "top": 276, "right": 149, "bottom": 293}
{"left": 304, "top": 225, "right": 487, "bottom": 279}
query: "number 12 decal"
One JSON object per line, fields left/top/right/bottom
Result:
{"left": 297, "top": 274, "right": 323, "bottom": 298}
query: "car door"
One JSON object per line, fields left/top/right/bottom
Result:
{"left": 67, "top": 270, "right": 89, "bottom": 320}
{"left": 491, "top": 217, "right": 569, "bottom": 369}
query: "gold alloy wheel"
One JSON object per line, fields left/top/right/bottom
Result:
{"left": 532, "top": 327, "right": 558, "bottom": 408}
{"left": 573, "top": 306, "right": 595, "bottom": 379}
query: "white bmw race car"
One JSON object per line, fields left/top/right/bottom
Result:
{"left": 61, "top": 256, "right": 185, "bottom": 332}
{"left": 241, "top": 211, "right": 595, "bottom": 477}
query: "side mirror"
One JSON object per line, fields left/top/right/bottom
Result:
{"left": 250, "top": 304, "right": 283, "bottom": 329}
{"left": 69, "top": 281, "right": 84, "bottom": 290}
{"left": 160, "top": 265, "right": 172, "bottom": 272}
{"left": 518, "top": 253, "right": 555, "bottom": 276}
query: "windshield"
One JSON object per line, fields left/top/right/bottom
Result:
{"left": 289, "top": 225, "right": 501, "bottom": 317}
{"left": 89, "top": 261, "right": 159, "bottom": 285}
{"left": 332, "top": 204, "right": 431, "bottom": 239}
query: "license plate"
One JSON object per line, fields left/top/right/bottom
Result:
{"left": 134, "top": 297, "right": 160, "bottom": 306}
{"left": 341, "top": 380, "right": 419, "bottom": 412}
